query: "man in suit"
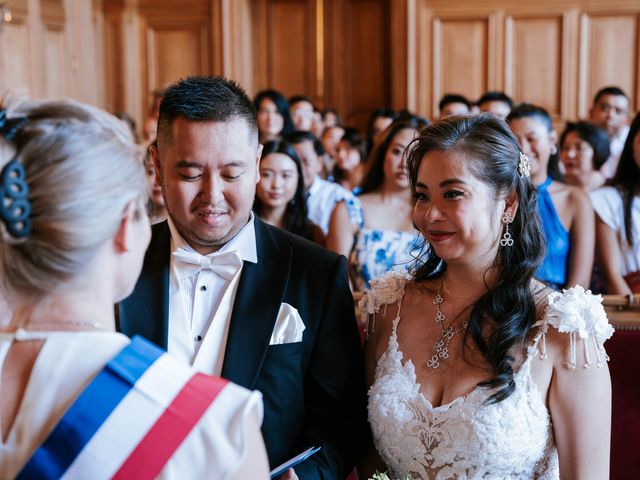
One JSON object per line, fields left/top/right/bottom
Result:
{"left": 118, "top": 76, "right": 369, "bottom": 479}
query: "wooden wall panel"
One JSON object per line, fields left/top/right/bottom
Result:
{"left": 326, "top": 0, "right": 390, "bottom": 131}
{"left": 268, "top": 1, "right": 310, "bottom": 96}
{"left": 44, "top": 28, "right": 67, "bottom": 98}
{"left": 579, "top": 13, "right": 639, "bottom": 117}
{"left": 434, "top": 18, "right": 488, "bottom": 108}
{"left": 1, "top": 20, "right": 32, "bottom": 96}
{"left": 147, "top": 27, "right": 208, "bottom": 89}
{"left": 506, "top": 15, "right": 563, "bottom": 116}
{"left": 252, "top": 0, "right": 315, "bottom": 99}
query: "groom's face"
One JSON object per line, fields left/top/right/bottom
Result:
{"left": 155, "top": 116, "right": 261, "bottom": 255}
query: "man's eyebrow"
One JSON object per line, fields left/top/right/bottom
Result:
{"left": 175, "top": 160, "right": 202, "bottom": 169}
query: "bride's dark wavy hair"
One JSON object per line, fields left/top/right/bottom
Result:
{"left": 406, "top": 113, "right": 545, "bottom": 403}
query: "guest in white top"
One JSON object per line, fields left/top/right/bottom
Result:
{"left": 0, "top": 98, "right": 268, "bottom": 479}
{"left": 287, "top": 131, "right": 361, "bottom": 235}
{"left": 589, "top": 86, "right": 630, "bottom": 179}
{"left": 591, "top": 112, "right": 640, "bottom": 294}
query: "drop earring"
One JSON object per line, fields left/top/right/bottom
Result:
{"left": 500, "top": 211, "right": 514, "bottom": 247}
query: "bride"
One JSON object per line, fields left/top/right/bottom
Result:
{"left": 361, "top": 114, "right": 612, "bottom": 479}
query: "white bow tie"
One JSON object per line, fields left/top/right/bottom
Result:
{"left": 172, "top": 248, "right": 243, "bottom": 281}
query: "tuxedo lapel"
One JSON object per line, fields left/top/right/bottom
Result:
{"left": 221, "top": 219, "right": 291, "bottom": 389}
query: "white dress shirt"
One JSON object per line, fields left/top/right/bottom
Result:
{"left": 167, "top": 214, "right": 257, "bottom": 375}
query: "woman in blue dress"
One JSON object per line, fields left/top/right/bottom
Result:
{"left": 507, "top": 104, "right": 594, "bottom": 290}
{"left": 327, "top": 115, "right": 428, "bottom": 291}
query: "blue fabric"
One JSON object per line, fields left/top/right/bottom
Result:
{"left": 350, "top": 228, "right": 423, "bottom": 291}
{"left": 17, "top": 336, "right": 163, "bottom": 480}
{"left": 536, "top": 178, "right": 569, "bottom": 289}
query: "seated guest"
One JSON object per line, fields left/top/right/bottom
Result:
{"left": 438, "top": 93, "right": 471, "bottom": 119}
{"left": 327, "top": 116, "right": 427, "bottom": 291}
{"left": 477, "top": 91, "right": 513, "bottom": 120}
{"left": 559, "top": 121, "right": 610, "bottom": 191}
{"left": 144, "top": 140, "right": 168, "bottom": 224}
{"left": 508, "top": 104, "right": 594, "bottom": 290}
{"left": 286, "top": 131, "right": 359, "bottom": 235}
{"left": 254, "top": 140, "right": 324, "bottom": 244}
{"left": 591, "top": 113, "right": 640, "bottom": 294}
{"left": 589, "top": 86, "right": 630, "bottom": 179}
{"left": 311, "top": 108, "right": 325, "bottom": 139}
{"left": 0, "top": 99, "right": 269, "bottom": 479}
{"left": 366, "top": 108, "right": 397, "bottom": 154}
{"left": 289, "top": 95, "right": 315, "bottom": 132}
{"left": 334, "top": 128, "right": 367, "bottom": 192}
{"left": 254, "top": 89, "right": 295, "bottom": 144}
{"left": 323, "top": 108, "right": 341, "bottom": 129}
{"left": 321, "top": 124, "right": 344, "bottom": 167}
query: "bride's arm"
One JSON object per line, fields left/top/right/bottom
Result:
{"left": 546, "top": 326, "right": 611, "bottom": 479}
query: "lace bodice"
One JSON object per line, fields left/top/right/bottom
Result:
{"left": 362, "top": 273, "right": 613, "bottom": 480}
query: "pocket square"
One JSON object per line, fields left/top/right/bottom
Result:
{"left": 269, "top": 303, "right": 305, "bottom": 345}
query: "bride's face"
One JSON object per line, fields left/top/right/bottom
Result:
{"left": 412, "top": 150, "right": 504, "bottom": 265}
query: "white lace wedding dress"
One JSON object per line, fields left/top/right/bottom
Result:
{"left": 361, "top": 273, "right": 613, "bottom": 480}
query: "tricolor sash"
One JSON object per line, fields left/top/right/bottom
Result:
{"left": 18, "top": 335, "right": 228, "bottom": 480}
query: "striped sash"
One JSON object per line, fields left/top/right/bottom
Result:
{"left": 18, "top": 335, "right": 228, "bottom": 480}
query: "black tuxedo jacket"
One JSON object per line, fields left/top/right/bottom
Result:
{"left": 118, "top": 218, "right": 370, "bottom": 479}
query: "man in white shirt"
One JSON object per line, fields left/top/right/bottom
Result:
{"left": 589, "top": 86, "right": 630, "bottom": 179}
{"left": 287, "top": 131, "right": 361, "bottom": 235}
{"left": 119, "top": 76, "right": 369, "bottom": 479}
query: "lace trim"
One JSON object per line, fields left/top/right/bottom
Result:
{"left": 532, "top": 286, "right": 613, "bottom": 369}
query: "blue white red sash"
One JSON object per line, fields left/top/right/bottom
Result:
{"left": 18, "top": 335, "right": 228, "bottom": 480}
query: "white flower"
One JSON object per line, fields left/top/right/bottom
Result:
{"left": 546, "top": 285, "right": 614, "bottom": 343}
{"left": 359, "top": 271, "right": 410, "bottom": 316}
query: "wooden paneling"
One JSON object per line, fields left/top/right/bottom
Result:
{"left": 413, "top": 0, "right": 640, "bottom": 123}
{"left": 326, "top": 0, "right": 391, "bottom": 131}
{"left": 253, "top": 0, "right": 315, "bottom": 99}
{"left": 146, "top": 27, "right": 209, "bottom": 89}
{"left": 434, "top": 17, "right": 488, "bottom": 107}
{"left": 44, "top": 28, "right": 67, "bottom": 98}
{"left": 0, "top": 16, "right": 32, "bottom": 96}
{"left": 579, "top": 12, "right": 639, "bottom": 117}
{"left": 506, "top": 15, "right": 563, "bottom": 116}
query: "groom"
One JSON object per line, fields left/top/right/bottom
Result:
{"left": 118, "top": 76, "right": 369, "bottom": 478}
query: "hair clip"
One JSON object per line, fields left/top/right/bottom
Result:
{"left": 0, "top": 108, "right": 27, "bottom": 142}
{"left": 517, "top": 151, "right": 531, "bottom": 178}
{"left": 0, "top": 158, "right": 32, "bottom": 238}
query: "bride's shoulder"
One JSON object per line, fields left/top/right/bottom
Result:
{"left": 359, "top": 271, "right": 411, "bottom": 316}
{"left": 531, "top": 284, "right": 614, "bottom": 369}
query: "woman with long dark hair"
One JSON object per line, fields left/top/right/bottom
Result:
{"left": 361, "top": 114, "right": 612, "bottom": 479}
{"left": 591, "top": 112, "right": 640, "bottom": 293}
{"left": 253, "top": 89, "right": 295, "bottom": 144}
{"left": 327, "top": 116, "right": 427, "bottom": 291}
{"left": 254, "top": 140, "right": 323, "bottom": 244}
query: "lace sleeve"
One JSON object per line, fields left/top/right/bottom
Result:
{"left": 535, "top": 286, "right": 614, "bottom": 368}
{"left": 358, "top": 271, "right": 409, "bottom": 337}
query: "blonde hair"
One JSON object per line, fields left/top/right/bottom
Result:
{"left": 0, "top": 98, "right": 147, "bottom": 298}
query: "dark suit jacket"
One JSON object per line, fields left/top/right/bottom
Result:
{"left": 118, "top": 218, "right": 370, "bottom": 479}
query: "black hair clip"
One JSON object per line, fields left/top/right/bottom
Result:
{"left": 0, "top": 108, "right": 27, "bottom": 142}
{"left": 0, "top": 158, "right": 31, "bottom": 238}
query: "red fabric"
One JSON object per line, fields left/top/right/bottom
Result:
{"left": 113, "top": 374, "right": 228, "bottom": 480}
{"left": 608, "top": 330, "right": 640, "bottom": 480}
